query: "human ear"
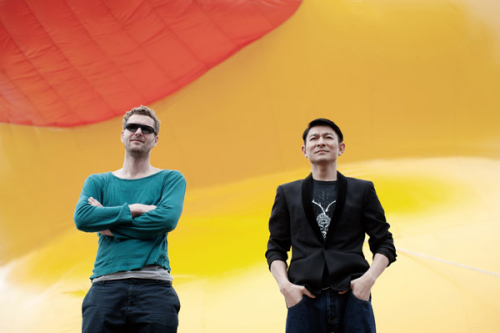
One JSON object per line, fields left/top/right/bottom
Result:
{"left": 301, "top": 145, "right": 308, "bottom": 158}
{"left": 338, "top": 142, "right": 346, "bottom": 156}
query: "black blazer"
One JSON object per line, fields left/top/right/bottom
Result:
{"left": 266, "top": 172, "right": 396, "bottom": 294}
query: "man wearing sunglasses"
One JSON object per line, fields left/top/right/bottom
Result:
{"left": 74, "top": 105, "right": 186, "bottom": 332}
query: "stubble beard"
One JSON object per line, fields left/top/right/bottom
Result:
{"left": 125, "top": 141, "right": 153, "bottom": 159}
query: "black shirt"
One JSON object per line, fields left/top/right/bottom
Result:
{"left": 312, "top": 179, "right": 338, "bottom": 239}
{"left": 312, "top": 179, "right": 338, "bottom": 288}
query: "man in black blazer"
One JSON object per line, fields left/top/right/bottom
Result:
{"left": 266, "top": 118, "right": 396, "bottom": 333}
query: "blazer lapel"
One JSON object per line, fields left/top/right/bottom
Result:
{"left": 301, "top": 173, "right": 325, "bottom": 242}
{"left": 325, "top": 171, "right": 347, "bottom": 242}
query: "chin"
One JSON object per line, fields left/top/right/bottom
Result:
{"left": 313, "top": 158, "right": 335, "bottom": 164}
{"left": 127, "top": 147, "right": 147, "bottom": 154}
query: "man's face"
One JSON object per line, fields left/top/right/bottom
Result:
{"left": 302, "top": 125, "right": 345, "bottom": 165}
{"left": 121, "top": 114, "right": 158, "bottom": 155}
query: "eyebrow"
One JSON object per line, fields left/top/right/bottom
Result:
{"left": 308, "top": 131, "right": 335, "bottom": 138}
{"left": 127, "top": 123, "right": 155, "bottom": 128}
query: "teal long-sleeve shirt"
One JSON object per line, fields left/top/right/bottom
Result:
{"left": 74, "top": 170, "right": 186, "bottom": 279}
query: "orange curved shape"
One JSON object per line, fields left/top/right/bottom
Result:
{"left": 0, "top": 0, "right": 301, "bottom": 127}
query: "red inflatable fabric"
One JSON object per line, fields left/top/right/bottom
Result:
{"left": 0, "top": 0, "right": 301, "bottom": 127}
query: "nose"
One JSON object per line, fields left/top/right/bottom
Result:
{"left": 316, "top": 137, "right": 325, "bottom": 146}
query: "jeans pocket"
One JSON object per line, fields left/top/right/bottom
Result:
{"left": 287, "top": 295, "right": 309, "bottom": 310}
{"left": 349, "top": 290, "right": 371, "bottom": 304}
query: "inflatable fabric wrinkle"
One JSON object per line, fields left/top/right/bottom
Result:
{"left": 0, "top": 0, "right": 303, "bottom": 127}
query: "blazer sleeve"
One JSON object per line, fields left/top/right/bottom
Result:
{"left": 265, "top": 185, "right": 291, "bottom": 269}
{"left": 362, "top": 181, "right": 397, "bottom": 265}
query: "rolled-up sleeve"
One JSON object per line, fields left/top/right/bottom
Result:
{"left": 362, "top": 182, "right": 397, "bottom": 265}
{"left": 265, "top": 186, "right": 292, "bottom": 269}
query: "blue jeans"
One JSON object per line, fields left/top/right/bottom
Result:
{"left": 82, "top": 279, "right": 180, "bottom": 333}
{"left": 286, "top": 289, "right": 376, "bottom": 333}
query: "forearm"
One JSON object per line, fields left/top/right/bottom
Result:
{"left": 270, "top": 260, "right": 315, "bottom": 306}
{"left": 111, "top": 220, "right": 177, "bottom": 240}
{"left": 74, "top": 202, "right": 132, "bottom": 232}
{"left": 350, "top": 253, "right": 389, "bottom": 300}
{"left": 364, "top": 253, "right": 390, "bottom": 281}
{"left": 111, "top": 205, "right": 183, "bottom": 240}
{"left": 270, "top": 260, "right": 291, "bottom": 291}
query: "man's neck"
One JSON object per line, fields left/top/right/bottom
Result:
{"left": 115, "top": 154, "right": 158, "bottom": 179}
{"left": 311, "top": 163, "right": 337, "bottom": 181}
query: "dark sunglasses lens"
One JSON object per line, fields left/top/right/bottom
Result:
{"left": 126, "top": 124, "right": 155, "bottom": 134}
{"left": 126, "top": 124, "right": 139, "bottom": 132}
{"left": 140, "top": 126, "right": 154, "bottom": 134}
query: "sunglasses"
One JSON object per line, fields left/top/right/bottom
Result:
{"left": 125, "top": 123, "right": 156, "bottom": 135}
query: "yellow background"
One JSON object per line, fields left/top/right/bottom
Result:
{"left": 1, "top": 0, "right": 500, "bottom": 331}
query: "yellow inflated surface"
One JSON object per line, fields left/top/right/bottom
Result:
{"left": 1, "top": 0, "right": 500, "bottom": 332}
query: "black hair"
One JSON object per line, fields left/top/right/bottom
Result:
{"left": 302, "top": 118, "right": 343, "bottom": 144}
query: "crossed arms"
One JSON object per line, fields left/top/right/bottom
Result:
{"left": 74, "top": 172, "right": 186, "bottom": 240}
{"left": 86, "top": 197, "right": 156, "bottom": 237}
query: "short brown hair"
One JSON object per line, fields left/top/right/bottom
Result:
{"left": 123, "top": 105, "right": 161, "bottom": 134}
